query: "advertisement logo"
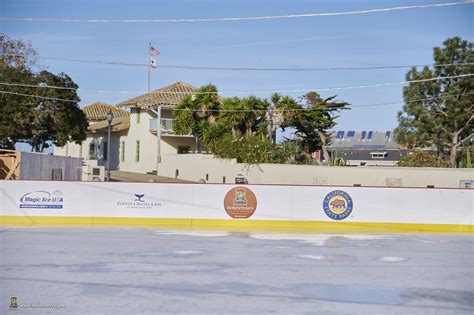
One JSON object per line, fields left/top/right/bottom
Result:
{"left": 9, "top": 296, "right": 19, "bottom": 309}
{"left": 117, "top": 193, "right": 161, "bottom": 209}
{"left": 224, "top": 187, "right": 257, "bottom": 219}
{"left": 19, "top": 191, "right": 64, "bottom": 209}
{"left": 134, "top": 194, "right": 145, "bottom": 202}
{"left": 323, "top": 190, "right": 353, "bottom": 220}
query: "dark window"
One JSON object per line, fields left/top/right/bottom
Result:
{"left": 385, "top": 131, "right": 391, "bottom": 138}
{"left": 178, "top": 146, "right": 190, "bottom": 154}
{"left": 336, "top": 131, "right": 345, "bottom": 139}
{"left": 103, "top": 141, "right": 108, "bottom": 161}
{"left": 120, "top": 141, "right": 125, "bottom": 162}
{"left": 347, "top": 131, "right": 355, "bottom": 137}
{"left": 89, "top": 143, "right": 96, "bottom": 159}
{"left": 360, "top": 131, "right": 366, "bottom": 140}
{"left": 367, "top": 131, "right": 373, "bottom": 139}
{"left": 92, "top": 168, "right": 100, "bottom": 176}
{"left": 135, "top": 141, "right": 140, "bottom": 162}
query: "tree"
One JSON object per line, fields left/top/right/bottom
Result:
{"left": 219, "top": 97, "right": 245, "bottom": 136}
{"left": 269, "top": 94, "right": 299, "bottom": 145}
{"left": 398, "top": 151, "right": 450, "bottom": 168}
{"left": 173, "top": 84, "right": 220, "bottom": 153}
{"left": 0, "top": 33, "right": 87, "bottom": 152}
{"left": 28, "top": 71, "right": 87, "bottom": 151}
{"left": 0, "top": 33, "right": 38, "bottom": 70}
{"left": 0, "top": 66, "right": 36, "bottom": 149}
{"left": 394, "top": 37, "right": 474, "bottom": 167}
{"left": 295, "top": 92, "right": 349, "bottom": 163}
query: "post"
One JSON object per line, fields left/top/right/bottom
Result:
{"left": 107, "top": 123, "right": 111, "bottom": 181}
{"left": 106, "top": 110, "right": 114, "bottom": 181}
{"left": 147, "top": 42, "right": 151, "bottom": 92}
{"left": 156, "top": 105, "right": 162, "bottom": 175}
{"left": 267, "top": 104, "right": 274, "bottom": 145}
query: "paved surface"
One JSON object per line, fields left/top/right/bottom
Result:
{"left": 110, "top": 170, "right": 193, "bottom": 183}
{"left": 0, "top": 227, "right": 473, "bottom": 314}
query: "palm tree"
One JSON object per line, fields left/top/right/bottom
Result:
{"left": 220, "top": 97, "right": 244, "bottom": 136}
{"left": 240, "top": 96, "right": 268, "bottom": 136}
{"left": 173, "top": 84, "right": 221, "bottom": 153}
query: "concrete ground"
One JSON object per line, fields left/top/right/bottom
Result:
{"left": 110, "top": 171, "right": 193, "bottom": 183}
{"left": 0, "top": 227, "right": 472, "bottom": 315}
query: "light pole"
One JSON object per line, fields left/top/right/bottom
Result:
{"left": 106, "top": 110, "right": 114, "bottom": 181}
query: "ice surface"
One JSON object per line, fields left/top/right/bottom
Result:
{"left": 0, "top": 227, "right": 472, "bottom": 314}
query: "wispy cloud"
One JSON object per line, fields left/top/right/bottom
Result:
{"left": 216, "top": 34, "right": 356, "bottom": 49}
{"left": 10, "top": 32, "right": 95, "bottom": 42}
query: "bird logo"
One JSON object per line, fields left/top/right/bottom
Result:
{"left": 134, "top": 194, "right": 145, "bottom": 202}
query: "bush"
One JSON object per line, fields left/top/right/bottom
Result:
{"left": 213, "top": 134, "right": 270, "bottom": 164}
{"left": 397, "top": 151, "right": 450, "bottom": 167}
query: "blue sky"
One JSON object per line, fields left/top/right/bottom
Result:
{"left": 2, "top": 0, "right": 473, "bottom": 136}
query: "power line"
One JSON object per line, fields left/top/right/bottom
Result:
{"left": 0, "top": 90, "right": 80, "bottom": 103}
{"left": 0, "top": 90, "right": 471, "bottom": 112}
{"left": 0, "top": 1, "right": 470, "bottom": 23}
{"left": 4, "top": 53, "right": 474, "bottom": 71}
{"left": 0, "top": 74, "right": 472, "bottom": 95}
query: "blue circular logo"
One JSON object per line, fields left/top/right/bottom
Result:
{"left": 323, "top": 190, "right": 353, "bottom": 220}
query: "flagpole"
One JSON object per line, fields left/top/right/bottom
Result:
{"left": 147, "top": 42, "right": 151, "bottom": 92}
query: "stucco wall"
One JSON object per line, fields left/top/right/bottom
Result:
{"left": 158, "top": 154, "right": 474, "bottom": 188}
{"left": 54, "top": 108, "right": 198, "bottom": 174}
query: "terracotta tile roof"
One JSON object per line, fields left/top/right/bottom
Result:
{"left": 117, "top": 81, "right": 197, "bottom": 109}
{"left": 82, "top": 102, "right": 130, "bottom": 121}
{"left": 88, "top": 116, "right": 130, "bottom": 133}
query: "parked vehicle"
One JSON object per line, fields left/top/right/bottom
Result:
{"left": 235, "top": 174, "right": 248, "bottom": 184}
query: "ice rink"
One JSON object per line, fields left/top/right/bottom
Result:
{"left": 0, "top": 227, "right": 473, "bottom": 314}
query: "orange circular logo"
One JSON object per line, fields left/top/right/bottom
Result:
{"left": 224, "top": 187, "right": 257, "bottom": 219}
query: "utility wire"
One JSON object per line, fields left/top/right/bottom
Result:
{"left": 0, "top": 90, "right": 80, "bottom": 103}
{"left": 0, "top": 1, "right": 470, "bottom": 23}
{"left": 0, "top": 90, "right": 471, "bottom": 112}
{"left": 4, "top": 53, "right": 474, "bottom": 71}
{"left": 0, "top": 74, "right": 472, "bottom": 95}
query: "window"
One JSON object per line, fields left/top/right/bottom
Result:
{"left": 370, "top": 152, "right": 387, "bottom": 159}
{"left": 360, "top": 131, "right": 366, "bottom": 140}
{"left": 103, "top": 141, "right": 108, "bottom": 161}
{"left": 136, "top": 109, "right": 141, "bottom": 124}
{"left": 347, "top": 131, "right": 355, "bottom": 138}
{"left": 178, "top": 146, "right": 190, "bottom": 154}
{"left": 385, "top": 131, "right": 391, "bottom": 139}
{"left": 79, "top": 143, "right": 83, "bottom": 158}
{"left": 89, "top": 143, "right": 96, "bottom": 159}
{"left": 135, "top": 140, "right": 140, "bottom": 162}
{"left": 367, "top": 131, "right": 373, "bottom": 140}
{"left": 121, "top": 141, "right": 125, "bottom": 162}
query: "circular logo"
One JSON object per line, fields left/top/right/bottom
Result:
{"left": 224, "top": 187, "right": 257, "bottom": 219}
{"left": 323, "top": 190, "right": 353, "bottom": 220}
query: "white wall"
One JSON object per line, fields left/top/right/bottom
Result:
{"left": 1, "top": 180, "right": 472, "bottom": 230}
{"left": 54, "top": 108, "right": 200, "bottom": 174}
{"left": 54, "top": 131, "right": 125, "bottom": 170}
{"left": 158, "top": 154, "right": 474, "bottom": 188}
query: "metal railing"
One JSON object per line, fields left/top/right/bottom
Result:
{"left": 149, "top": 118, "right": 174, "bottom": 133}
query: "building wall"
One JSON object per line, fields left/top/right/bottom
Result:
{"left": 161, "top": 136, "right": 196, "bottom": 155}
{"left": 54, "top": 108, "right": 201, "bottom": 174}
{"left": 158, "top": 154, "right": 474, "bottom": 188}
{"left": 54, "top": 131, "right": 125, "bottom": 170}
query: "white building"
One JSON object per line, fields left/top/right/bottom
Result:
{"left": 54, "top": 81, "right": 199, "bottom": 174}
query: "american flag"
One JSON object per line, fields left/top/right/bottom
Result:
{"left": 150, "top": 46, "right": 160, "bottom": 56}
